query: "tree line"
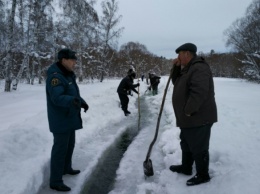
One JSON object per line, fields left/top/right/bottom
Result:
{"left": 0, "top": 0, "right": 259, "bottom": 92}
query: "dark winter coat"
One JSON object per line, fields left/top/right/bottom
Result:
{"left": 117, "top": 75, "right": 139, "bottom": 95}
{"left": 46, "top": 62, "right": 87, "bottom": 133}
{"left": 149, "top": 74, "right": 161, "bottom": 87}
{"left": 171, "top": 56, "right": 217, "bottom": 128}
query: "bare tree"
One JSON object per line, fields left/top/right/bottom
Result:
{"left": 224, "top": 0, "right": 260, "bottom": 82}
{"left": 29, "top": 0, "right": 54, "bottom": 85}
{"left": 59, "top": 0, "right": 98, "bottom": 82}
{"left": 98, "top": 0, "right": 124, "bottom": 82}
{"left": 118, "top": 42, "right": 164, "bottom": 77}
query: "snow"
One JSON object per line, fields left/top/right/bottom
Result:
{"left": 0, "top": 77, "right": 260, "bottom": 194}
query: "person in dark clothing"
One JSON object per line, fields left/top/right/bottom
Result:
{"left": 141, "top": 74, "right": 144, "bottom": 81}
{"left": 46, "top": 48, "right": 89, "bottom": 192}
{"left": 146, "top": 73, "right": 150, "bottom": 85}
{"left": 149, "top": 73, "right": 161, "bottom": 95}
{"left": 169, "top": 43, "right": 217, "bottom": 186}
{"left": 117, "top": 69, "right": 140, "bottom": 116}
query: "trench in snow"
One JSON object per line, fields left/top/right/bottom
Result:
{"left": 80, "top": 96, "right": 153, "bottom": 194}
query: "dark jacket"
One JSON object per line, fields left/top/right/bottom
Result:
{"left": 171, "top": 56, "right": 217, "bottom": 128}
{"left": 46, "top": 62, "right": 87, "bottom": 133}
{"left": 117, "top": 75, "right": 139, "bottom": 95}
{"left": 149, "top": 74, "right": 161, "bottom": 87}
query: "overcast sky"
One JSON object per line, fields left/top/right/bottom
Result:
{"left": 96, "top": 0, "right": 253, "bottom": 59}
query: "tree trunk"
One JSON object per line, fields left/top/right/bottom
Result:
{"left": 4, "top": 0, "right": 17, "bottom": 92}
{"left": 38, "top": 59, "right": 42, "bottom": 84}
{"left": 12, "top": 54, "right": 29, "bottom": 90}
{"left": 26, "top": 0, "right": 33, "bottom": 85}
{"left": 31, "top": 60, "right": 36, "bottom": 85}
{"left": 100, "top": 69, "right": 104, "bottom": 82}
{"left": 78, "top": 54, "right": 83, "bottom": 82}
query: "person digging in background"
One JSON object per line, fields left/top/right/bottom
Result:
{"left": 170, "top": 43, "right": 217, "bottom": 186}
{"left": 46, "top": 48, "right": 89, "bottom": 192}
{"left": 148, "top": 73, "right": 161, "bottom": 95}
{"left": 117, "top": 69, "right": 140, "bottom": 116}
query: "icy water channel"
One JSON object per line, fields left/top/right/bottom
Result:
{"left": 80, "top": 97, "right": 151, "bottom": 194}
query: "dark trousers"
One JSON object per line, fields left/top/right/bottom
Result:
{"left": 152, "top": 84, "right": 159, "bottom": 95}
{"left": 118, "top": 93, "right": 129, "bottom": 112}
{"left": 50, "top": 130, "right": 75, "bottom": 185}
{"left": 180, "top": 124, "right": 212, "bottom": 176}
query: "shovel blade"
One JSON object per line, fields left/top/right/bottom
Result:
{"left": 143, "top": 159, "right": 154, "bottom": 176}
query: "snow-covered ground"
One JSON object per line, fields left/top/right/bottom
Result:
{"left": 0, "top": 77, "right": 260, "bottom": 194}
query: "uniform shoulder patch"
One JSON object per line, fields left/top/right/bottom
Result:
{"left": 51, "top": 78, "right": 60, "bottom": 86}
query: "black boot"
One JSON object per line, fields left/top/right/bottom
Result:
{"left": 169, "top": 151, "right": 193, "bottom": 175}
{"left": 186, "top": 173, "right": 210, "bottom": 186}
{"left": 50, "top": 183, "right": 71, "bottom": 192}
{"left": 169, "top": 165, "right": 192, "bottom": 175}
{"left": 186, "top": 151, "right": 210, "bottom": 186}
{"left": 63, "top": 169, "right": 80, "bottom": 175}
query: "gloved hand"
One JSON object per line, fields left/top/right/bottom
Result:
{"left": 136, "top": 83, "right": 140, "bottom": 87}
{"left": 73, "top": 98, "right": 81, "bottom": 108}
{"left": 81, "top": 103, "right": 89, "bottom": 112}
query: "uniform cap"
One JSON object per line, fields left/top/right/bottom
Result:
{"left": 58, "top": 48, "right": 77, "bottom": 60}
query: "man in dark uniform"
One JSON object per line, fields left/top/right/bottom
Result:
{"left": 149, "top": 73, "right": 161, "bottom": 95}
{"left": 169, "top": 43, "right": 217, "bottom": 186}
{"left": 117, "top": 69, "right": 140, "bottom": 116}
{"left": 46, "top": 48, "right": 89, "bottom": 191}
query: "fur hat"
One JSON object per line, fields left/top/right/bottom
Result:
{"left": 58, "top": 48, "right": 77, "bottom": 60}
{"left": 175, "top": 43, "right": 197, "bottom": 54}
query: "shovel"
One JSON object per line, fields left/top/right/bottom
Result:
{"left": 143, "top": 67, "right": 174, "bottom": 177}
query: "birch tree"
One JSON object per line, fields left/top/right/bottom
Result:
{"left": 0, "top": 1, "right": 5, "bottom": 79}
{"left": 30, "top": 0, "right": 53, "bottom": 85}
{"left": 59, "top": 0, "right": 98, "bottom": 82}
{"left": 12, "top": 0, "right": 30, "bottom": 89}
{"left": 4, "top": 0, "right": 17, "bottom": 92}
{"left": 0, "top": 1, "right": 5, "bottom": 46}
{"left": 98, "top": 0, "right": 124, "bottom": 82}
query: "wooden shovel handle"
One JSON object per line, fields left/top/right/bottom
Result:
{"left": 145, "top": 67, "right": 174, "bottom": 162}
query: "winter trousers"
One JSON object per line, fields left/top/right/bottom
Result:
{"left": 179, "top": 124, "right": 212, "bottom": 177}
{"left": 152, "top": 84, "right": 159, "bottom": 95}
{"left": 118, "top": 93, "right": 129, "bottom": 112}
{"left": 50, "top": 130, "right": 75, "bottom": 186}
